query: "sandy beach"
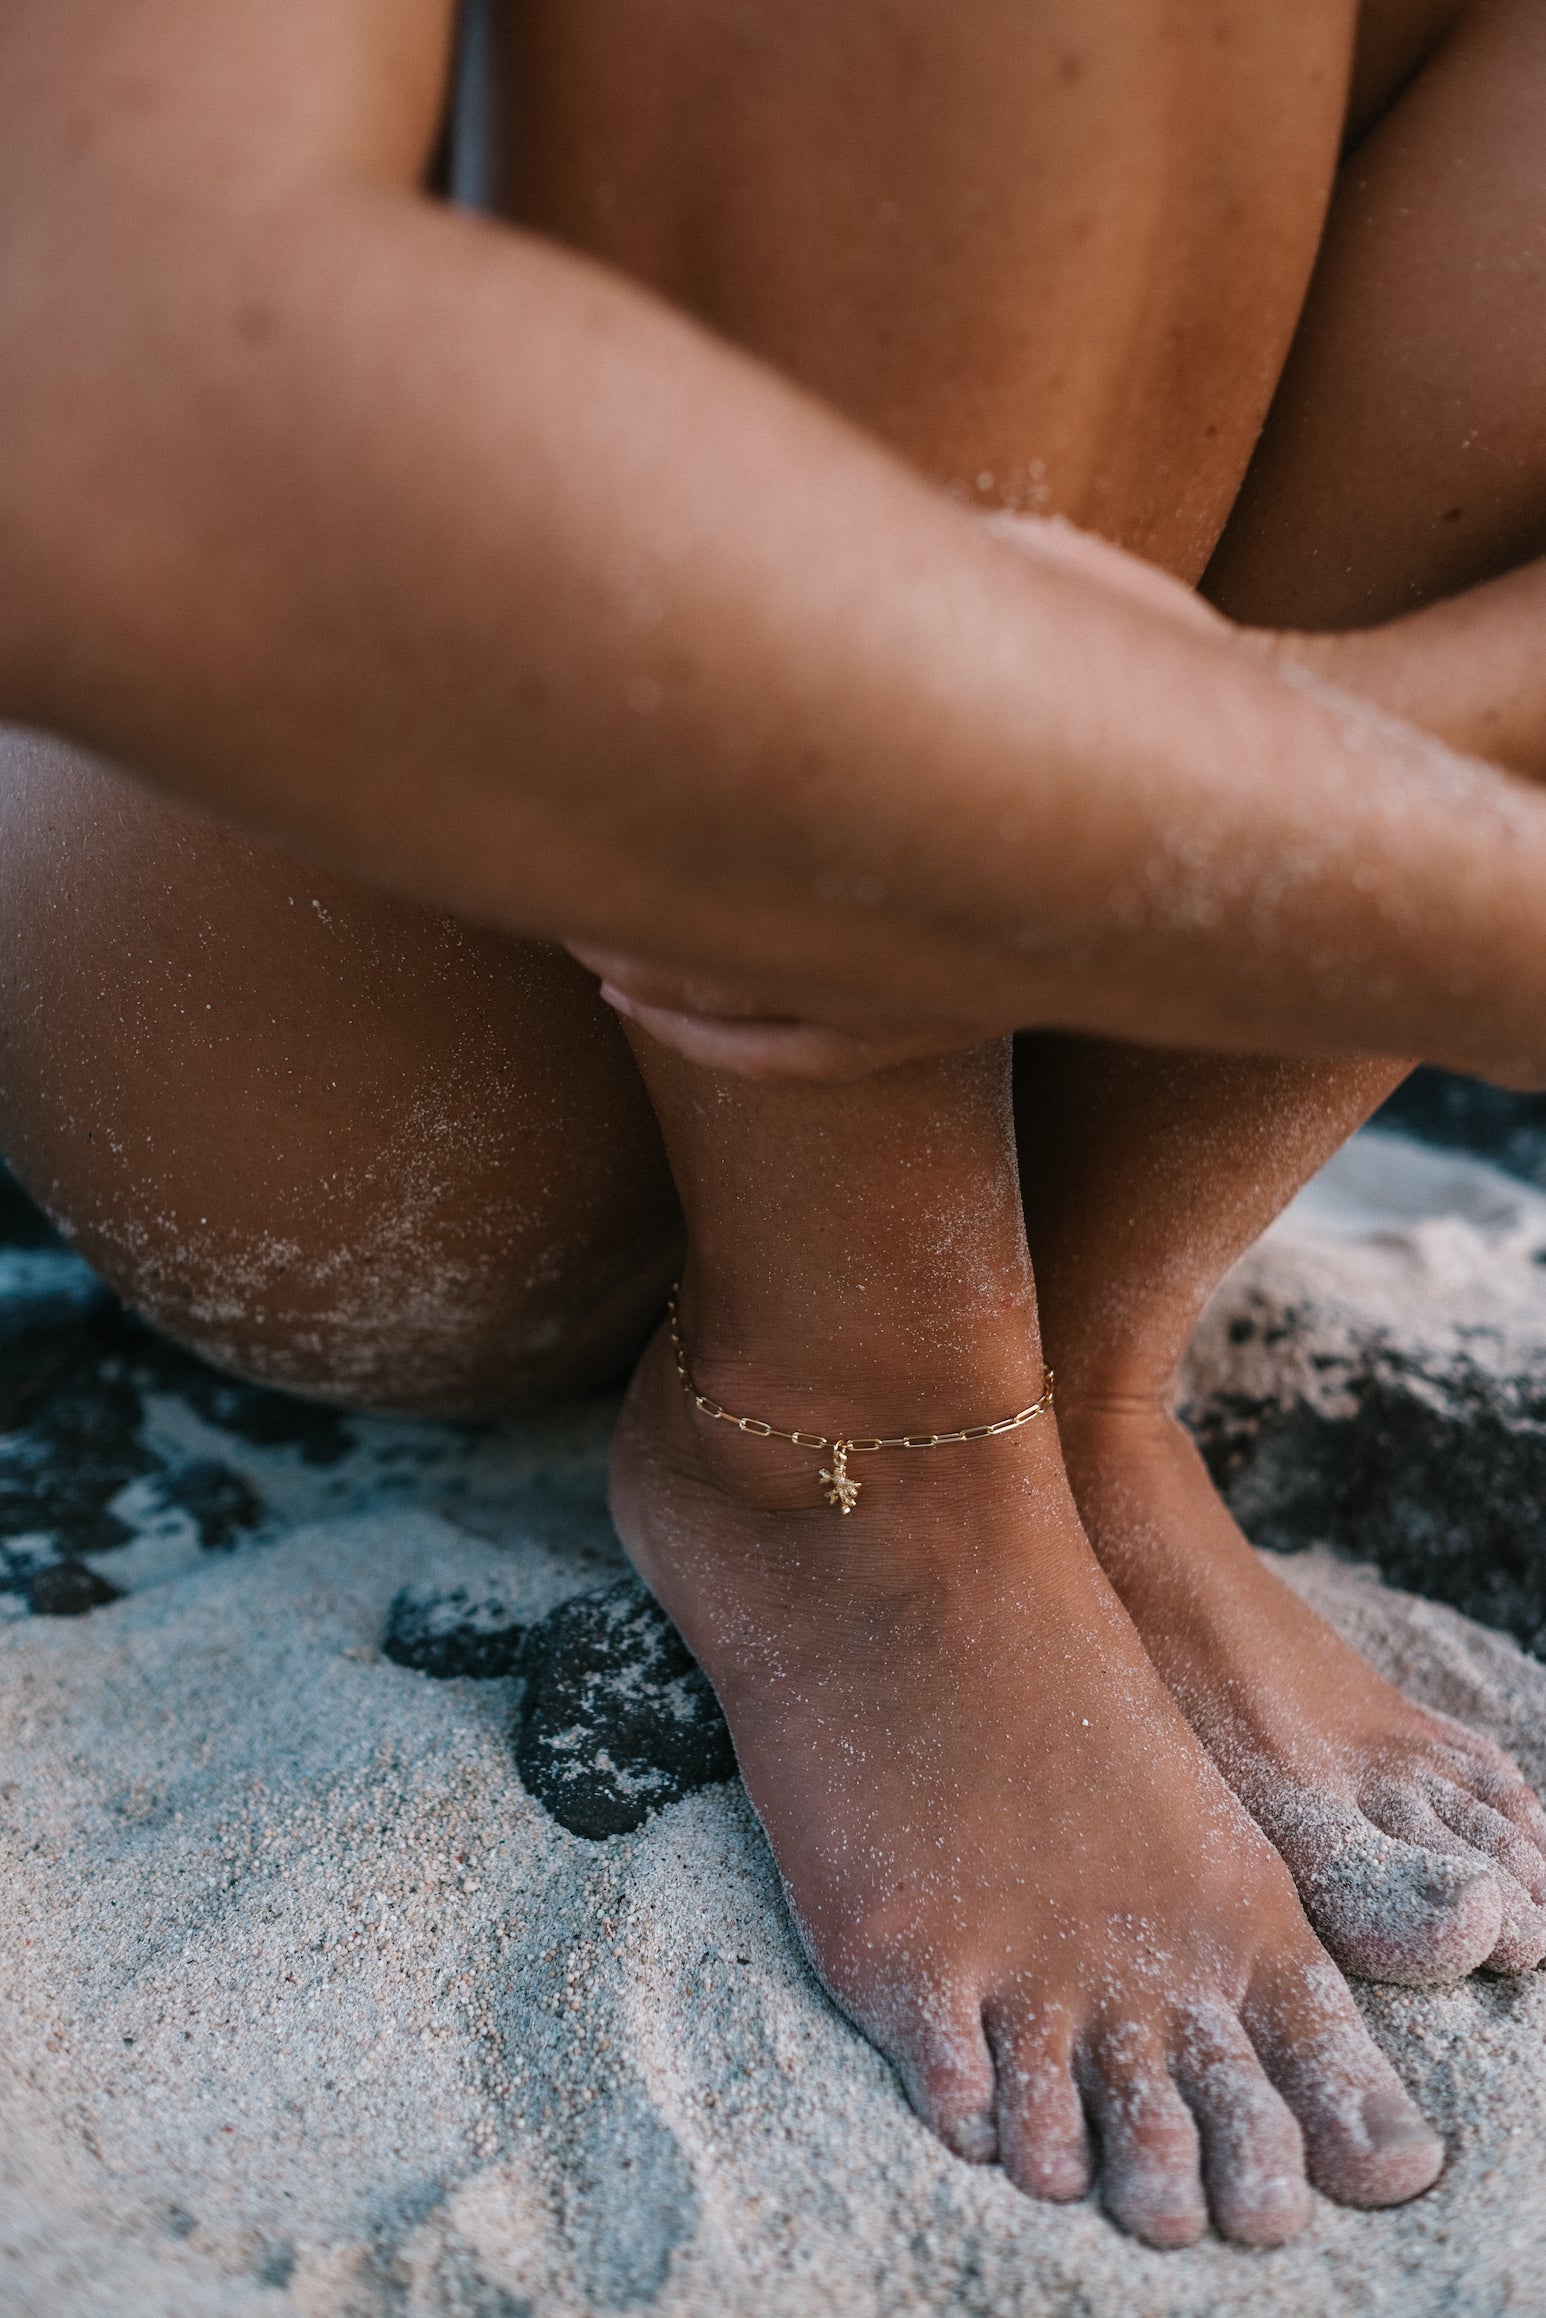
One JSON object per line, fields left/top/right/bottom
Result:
{"left": 7, "top": 1126, "right": 1546, "bottom": 2317}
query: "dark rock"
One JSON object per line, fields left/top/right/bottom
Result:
{"left": 0, "top": 1278, "right": 123, "bottom": 1434}
{"left": 0, "top": 1256, "right": 357, "bottom": 1574}
{"left": 0, "top": 1281, "right": 166, "bottom": 1562}
{"left": 382, "top": 1584, "right": 527, "bottom": 1680}
{"left": 514, "top": 1577, "right": 737, "bottom": 1839}
{"left": 131, "top": 1333, "right": 354, "bottom": 1468}
{"left": 28, "top": 1560, "right": 124, "bottom": 1617}
{"left": 155, "top": 1459, "right": 265, "bottom": 1552}
{"left": 1187, "top": 1350, "right": 1546, "bottom": 1658}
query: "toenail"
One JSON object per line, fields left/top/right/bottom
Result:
{"left": 1421, "top": 1860, "right": 1490, "bottom": 1907}
{"left": 1361, "top": 2091, "right": 1439, "bottom": 2150}
{"left": 943, "top": 2114, "right": 999, "bottom": 2164}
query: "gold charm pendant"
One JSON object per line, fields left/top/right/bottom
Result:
{"left": 820, "top": 1440, "right": 862, "bottom": 1515}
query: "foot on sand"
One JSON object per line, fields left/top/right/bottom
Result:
{"left": 611, "top": 1310, "right": 1442, "bottom": 2247}
{"left": 1058, "top": 1397, "right": 1546, "bottom": 1988}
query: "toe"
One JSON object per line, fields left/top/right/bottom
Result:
{"left": 1082, "top": 2033, "right": 1209, "bottom": 2248}
{"left": 1246, "top": 1958, "right": 1443, "bottom": 2210}
{"left": 1482, "top": 1907, "right": 1546, "bottom": 1976}
{"left": 891, "top": 1996, "right": 1000, "bottom": 2164}
{"left": 1365, "top": 1783, "right": 1546, "bottom": 1975}
{"left": 1171, "top": 2005, "right": 1310, "bottom": 2248}
{"left": 1428, "top": 1787, "right": 1546, "bottom": 1969}
{"left": 1421, "top": 1723, "right": 1546, "bottom": 1862}
{"left": 1299, "top": 1804, "right": 1503, "bottom": 1986}
{"left": 1457, "top": 1761, "right": 1546, "bottom": 1879}
{"left": 988, "top": 2009, "right": 1094, "bottom": 2204}
{"left": 1432, "top": 1785, "right": 1546, "bottom": 1900}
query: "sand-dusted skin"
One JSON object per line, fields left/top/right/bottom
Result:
{"left": 1061, "top": 1400, "right": 1546, "bottom": 1984}
{"left": 609, "top": 1038, "right": 1446, "bottom": 2245}
{"left": 7, "top": 0, "right": 1546, "bottom": 2254}
{"left": 1018, "top": 1035, "right": 1546, "bottom": 1992}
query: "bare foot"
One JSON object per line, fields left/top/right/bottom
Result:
{"left": 610, "top": 1318, "right": 1442, "bottom": 2247}
{"left": 1059, "top": 1398, "right": 1546, "bottom": 1989}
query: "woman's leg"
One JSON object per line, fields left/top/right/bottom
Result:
{"left": 611, "top": 1034, "right": 1438, "bottom": 2245}
{"left": 495, "top": 0, "right": 1546, "bottom": 2001}
{"left": 1023, "top": 0, "right": 1546, "bottom": 1985}
{"left": 499, "top": 0, "right": 1442, "bottom": 2234}
{"left": 0, "top": 727, "right": 679, "bottom": 1414}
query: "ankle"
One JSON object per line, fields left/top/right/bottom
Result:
{"left": 671, "top": 1269, "right": 1050, "bottom": 1448}
{"left": 1057, "top": 1383, "right": 1175, "bottom": 1422}
{"left": 1038, "top": 1333, "right": 1183, "bottom": 1421}
{"left": 1052, "top": 1381, "right": 1185, "bottom": 1472}
{"left": 642, "top": 1291, "right": 1062, "bottom": 1549}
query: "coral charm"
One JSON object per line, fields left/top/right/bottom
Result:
{"left": 820, "top": 1440, "right": 862, "bottom": 1514}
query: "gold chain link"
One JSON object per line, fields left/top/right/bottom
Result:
{"left": 666, "top": 1286, "right": 1053, "bottom": 1513}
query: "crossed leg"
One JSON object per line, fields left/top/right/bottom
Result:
{"left": 1024, "top": 0, "right": 1546, "bottom": 1988}
{"left": 513, "top": 0, "right": 1488, "bottom": 2239}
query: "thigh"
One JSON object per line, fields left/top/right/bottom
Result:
{"left": 487, "top": 0, "right": 1357, "bottom": 580}
{"left": 1208, "top": 0, "right": 1546, "bottom": 625}
{"left": 0, "top": 728, "right": 679, "bottom": 1416}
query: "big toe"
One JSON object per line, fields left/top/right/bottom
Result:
{"left": 1335, "top": 2086, "right": 1449, "bottom": 2208}
{"left": 1297, "top": 1818, "right": 1504, "bottom": 1986}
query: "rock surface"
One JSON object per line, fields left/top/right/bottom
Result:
{"left": 513, "top": 1578, "right": 738, "bottom": 1840}
{"left": 6, "top": 1120, "right": 1546, "bottom": 2316}
{"left": 382, "top": 1585, "right": 529, "bottom": 1684}
{"left": 1186, "top": 1128, "right": 1546, "bottom": 1654}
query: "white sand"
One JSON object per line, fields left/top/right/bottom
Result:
{"left": 6, "top": 1132, "right": 1546, "bottom": 2317}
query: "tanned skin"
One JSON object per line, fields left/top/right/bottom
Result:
{"left": 4, "top": 0, "right": 1546, "bottom": 2245}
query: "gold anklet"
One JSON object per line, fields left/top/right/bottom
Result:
{"left": 666, "top": 1287, "right": 1054, "bottom": 1515}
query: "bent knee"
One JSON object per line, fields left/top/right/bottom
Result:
{"left": 0, "top": 721, "right": 682, "bottom": 1417}
{"left": 22, "top": 1181, "right": 679, "bottom": 1422}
